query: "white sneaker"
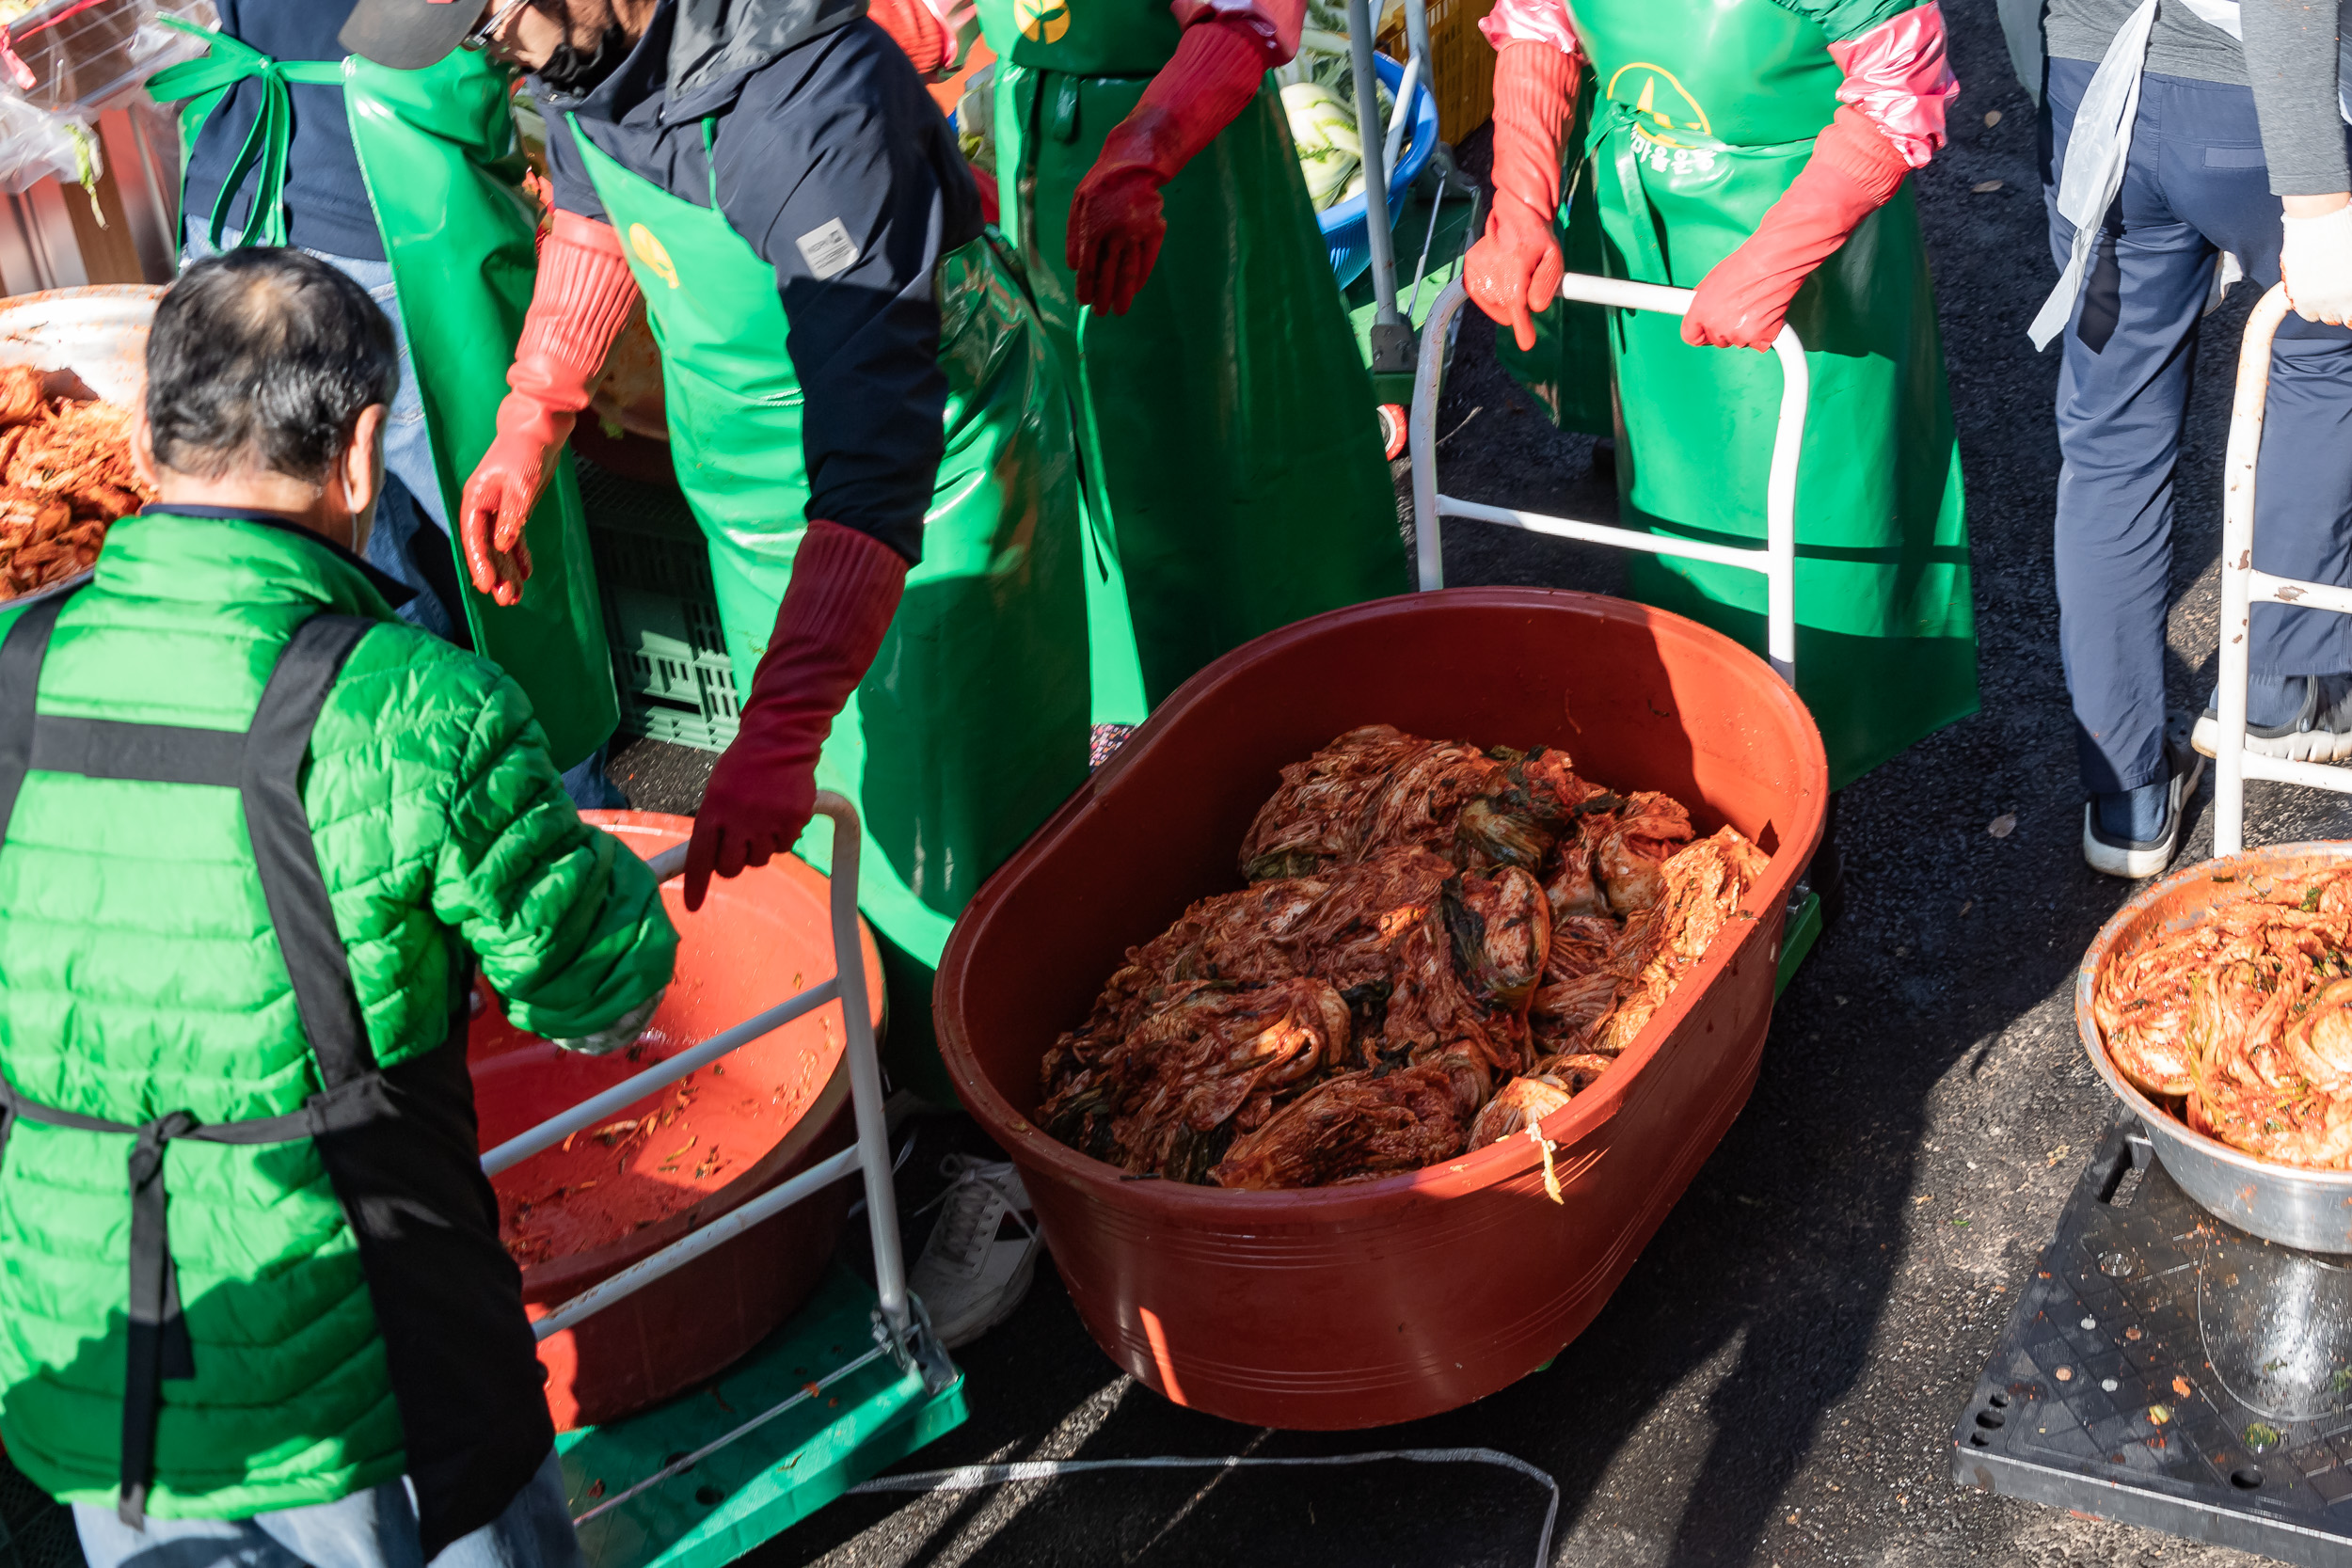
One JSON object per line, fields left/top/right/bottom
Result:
{"left": 2083, "top": 715, "right": 2203, "bottom": 879}
{"left": 907, "top": 1155, "right": 1041, "bottom": 1349}
{"left": 2192, "top": 675, "right": 2352, "bottom": 762}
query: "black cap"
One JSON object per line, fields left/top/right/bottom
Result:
{"left": 339, "top": 0, "right": 489, "bottom": 71}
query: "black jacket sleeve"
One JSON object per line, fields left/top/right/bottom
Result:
{"left": 539, "top": 108, "right": 611, "bottom": 224}
{"left": 710, "top": 22, "right": 984, "bottom": 563}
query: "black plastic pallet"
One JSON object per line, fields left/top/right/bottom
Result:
{"left": 1955, "top": 1117, "right": 2352, "bottom": 1564}
{"left": 0, "top": 1449, "right": 79, "bottom": 1568}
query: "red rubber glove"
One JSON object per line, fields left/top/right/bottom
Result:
{"left": 1067, "top": 17, "right": 1275, "bottom": 317}
{"left": 683, "top": 521, "right": 909, "bottom": 912}
{"left": 1681, "top": 106, "right": 1910, "bottom": 352}
{"left": 868, "top": 0, "right": 949, "bottom": 76}
{"left": 459, "top": 210, "right": 640, "bottom": 605}
{"left": 1464, "top": 40, "right": 1580, "bottom": 353}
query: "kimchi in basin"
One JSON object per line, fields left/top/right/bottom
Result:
{"left": 469, "top": 811, "right": 883, "bottom": 1429}
{"left": 935, "top": 589, "right": 1831, "bottom": 1430}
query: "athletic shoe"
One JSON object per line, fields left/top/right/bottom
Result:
{"left": 906, "top": 1155, "right": 1040, "bottom": 1349}
{"left": 2084, "top": 714, "right": 2204, "bottom": 879}
{"left": 2192, "top": 675, "right": 2352, "bottom": 762}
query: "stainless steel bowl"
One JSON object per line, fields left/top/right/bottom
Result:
{"left": 0, "top": 284, "right": 160, "bottom": 404}
{"left": 2075, "top": 841, "right": 2352, "bottom": 1253}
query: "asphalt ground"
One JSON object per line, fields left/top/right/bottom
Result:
{"left": 0, "top": 3, "right": 2333, "bottom": 1563}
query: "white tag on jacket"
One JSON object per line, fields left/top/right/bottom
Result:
{"left": 796, "top": 218, "right": 860, "bottom": 280}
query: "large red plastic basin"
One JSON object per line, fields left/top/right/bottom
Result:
{"left": 935, "top": 590, "right": 1829, "bottom": 1429}
{"left": 469, "top": 811, "right": 885, "bottom": 1429}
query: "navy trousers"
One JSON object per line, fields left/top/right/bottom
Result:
{"left": 2043, "top": 58, "right": 2352, "bottom": 795}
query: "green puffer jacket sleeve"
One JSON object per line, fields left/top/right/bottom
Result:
{"left": 430, "top": 667, "right": 676, "bottom": 1039}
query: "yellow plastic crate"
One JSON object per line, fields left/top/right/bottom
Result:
{"left": 1382, "top": 0, "right": 1498, "bottom": 146}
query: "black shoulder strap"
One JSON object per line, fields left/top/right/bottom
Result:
{"left": 242, "top": 615, "right": 377, "bottom": 1089}
{"left": 0, "top": 591, "right": 75, "bottom": 845}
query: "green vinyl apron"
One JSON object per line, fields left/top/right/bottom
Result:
{"left": 567, "top": 117, "right": 1094, "bottom": 1098}
{"left": 978, "top": 0, "right": 1411, "bottom": 709}
{"left": 1497, "top": 1, "right": 1977, "bottom": 788}
{"left": 147, "top": 31, "right": 619, "bottom": 769}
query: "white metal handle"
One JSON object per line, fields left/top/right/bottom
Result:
{"left": 2209, "top": 286, "right": 2352, "bottom": 855}
{"left": 484, "top": 792, "right": 914, "bottom": 1342}
{"left": 1407, "top": 274, "right": 1806, "bottom": 686}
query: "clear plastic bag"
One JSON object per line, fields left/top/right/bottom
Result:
{"left": 955, "top": 62, "right": 993, "bottom": 171}
{"left": 0, "top": 0, "right": 215, "bottom": 118}
{"left": 0, "top": 88, "right": 94, "bottom": 192}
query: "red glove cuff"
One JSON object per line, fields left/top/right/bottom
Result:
{"left": 867, "top": 0, "right": 952, "bottom": 77}
{"left": 1487, "top": 40, "right": 1579, "bottom": 240}
{"left": 1809, "top": 106, "right": 1912, "bottom": 211}
{"left": 1094, "top": 17, "right": 1269, "bottom": 189}
{"left": 746, "top": 520, "right": 911, "bottom": 712}
{"left": 506, "top": 214, "right": 640, "bottom": 429}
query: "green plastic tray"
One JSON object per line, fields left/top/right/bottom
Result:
{"left": 1775, "top": 888, "right": 1822, "bottom": 999}
{"left": 575, "top": 456, "right": 740, "bottom": 753}
{"left": 557, "top": 1266, "right": 965, "bottom": 1568}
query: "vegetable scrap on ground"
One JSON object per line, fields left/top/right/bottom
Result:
{"left": 0, "top": 364, "right": 151, "bottom": 600}
{"left": 1036, "top": 724, "right": 1771, "bottom": 1189}
{"left": 2095, "top": 864, "right": 2352, "bottom": 1169}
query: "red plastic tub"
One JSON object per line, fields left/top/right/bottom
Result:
{"left": 935, "top": 590, "right": 1828, "bottom": 1429}
{"left": 469, "top": 811, "right": 886, "bottom": 1429}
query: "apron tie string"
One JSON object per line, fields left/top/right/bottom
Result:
{"left": 145, "top": 21, "right": 344, "bottom": 252}
{"left": 119, "top": 1110, "right": 199, "bottom": 1528}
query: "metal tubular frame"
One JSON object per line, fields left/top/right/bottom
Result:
{"left": 2214, "top": 285, "right": 2346, "bottom": 855}
{"left": 1347, "top": 0, "right": 1401, "bottom": 329}
{"left": 1407, "top": 274, "right": 1807, "bottom": 686}
{"left": 478, "top": 792, "right": 928, "bottom": 1366}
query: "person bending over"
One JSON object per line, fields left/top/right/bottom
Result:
{"left": 0, "top": 246, "right": 676, "bottom": 1568}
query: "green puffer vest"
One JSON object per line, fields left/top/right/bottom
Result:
{"left": 0, "top": 512, "right": 677, "bottom": 1531}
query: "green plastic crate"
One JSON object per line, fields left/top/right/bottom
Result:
{"left": 558, "top": 1266, "right": 966, "bottom": 1568}
{"left": 575, "top": 458, "right": 740, "bottom": 752}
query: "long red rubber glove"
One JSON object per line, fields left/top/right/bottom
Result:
{"left": 1680, "top": 106, "right": 1910, "bottom": 352}
{"left": 460, "top": 210, "right": 640, "bottom": 605}
{"left": 1464, "top": 40, "right": 1579, "bottom": 353}
{"left": 683, "top": 521, "right": 909, "bottom": 912}
{"left": 868, "top": 0, "right": 949, "bottom": 76}
{"left": 1067, "top": 16, "right": 1276, "bottom": 317}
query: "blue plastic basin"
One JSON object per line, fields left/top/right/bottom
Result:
{"left": 1316, "top": 53, "right": 1439, "bottom": 287}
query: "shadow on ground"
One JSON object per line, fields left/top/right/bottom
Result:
{"left": 3, "top": 0, "right": 2323, "bottom": 1560}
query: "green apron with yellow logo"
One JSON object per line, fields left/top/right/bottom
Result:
{"left": 1497, "top": 1, "right": 1976, "bottom": 788}
{"left": 149, "top": 33, "right": 619, "bottom": 768}
{"left": 978, "top": 0, "right": 1410, "bottom": 710}
{"left": 567, "top": 118, "right": 1093, "bottom": 1098}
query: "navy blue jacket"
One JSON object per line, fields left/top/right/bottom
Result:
{"left": 539, "top": 0, "right": 983, "bottom": 563}
{"left": 180, "top": 0, "right": 384, "bottom": 261}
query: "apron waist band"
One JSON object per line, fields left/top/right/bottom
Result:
{"left": 0, "top": 1072, "right": 377, "bottom": 1528}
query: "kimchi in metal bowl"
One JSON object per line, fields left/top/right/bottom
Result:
{"left": 2077, "top": 842, "right": 2352, "bottom": 1253}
